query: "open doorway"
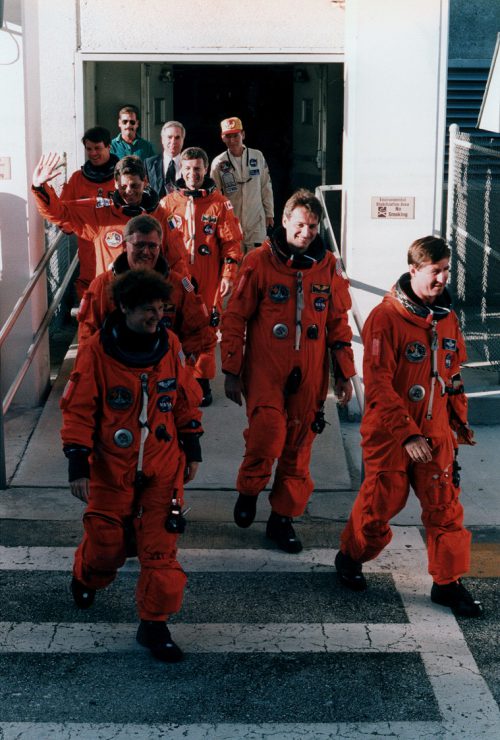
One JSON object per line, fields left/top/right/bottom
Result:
{"left": 87, "top": 61, "right": 343, "bottom": 229}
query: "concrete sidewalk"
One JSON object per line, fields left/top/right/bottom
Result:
{"left": 2, "top": 342, "right": 499, "bottom": 528}
{"left": 2, "top": 343, "right": 352, "bottom": 522}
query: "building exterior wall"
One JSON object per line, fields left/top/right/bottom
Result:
{"left": 0, "top": 0, "right": 49, "bottom": 406}
{"left": 342, "top": 0, "right": 450, "bottom": 376}
{"left": 4, "top": 0, "right": 458, "bottom": 404}
{"left": 78, "top": 0, "right": 345, "bottom": 55}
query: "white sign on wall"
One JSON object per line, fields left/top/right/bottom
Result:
{"left": 371, "top": 196, "right": 415, "bottom": 219}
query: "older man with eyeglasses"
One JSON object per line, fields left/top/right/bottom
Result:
{"left": 77, "top": 215, "right": 213, "bottom": 371}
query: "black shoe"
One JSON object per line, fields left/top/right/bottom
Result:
{"left": 431, "top": 580, "right": 484, "bottom": 618}
{"left": 334, "top": 550, "right": 367, "bottom": 592}
{"left": 266, "top": 512, "right": 303, "bottom": 553}
{"left": 197, "top": 378, "right": 213, "bottom": 407}
{"left": 234, "top": 493, "right": 257, "bottom": 528}
{"left": 136, "top": 620, "right": 184, "bottom": 663}
{"left": 71, "top": 576, "right": 96, "bottom": 609}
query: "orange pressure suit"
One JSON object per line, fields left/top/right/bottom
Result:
{"left": 60, "top": 156, "right": 118, "bottom": 298}
{"left": 160, "top": 178, "right": 242, "bottom": 379}
{"left": 77, "top": 251, "right": 213, "bottom": 367}
{"left": 32, "top": 185, "right": 188, "bottom": 279}
{"left": 61, "top": 313, "right": 203, "bottom": 621}
{"left": 339, "top": 274, "right": 474, "bottom": 585}
{"left": 221, "top": 231, "right": 355, "bottom": 517}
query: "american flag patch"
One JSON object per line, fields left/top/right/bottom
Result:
{"left": 182, "top": 276, "right": 194, "bottom": 292}
{"left": 237, "top": 274, "right": 247, "bottom": 293}
{"left": 178, "top": 349, "right": 186, "bottom": 367}
{"left": 60, "top": 372, "right": 79, "bottom": 408}
{"left": 371, "top": 336, "right": 381, "bottom": 366}
{"left": 335, "top": 258, "right": 344, "bottom": 276}
{"left": 224, "top": 201, "right": 234, "bottom": 210}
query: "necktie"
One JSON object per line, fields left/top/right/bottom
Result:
{"left": 166, "top": 159, "right": 176, "bottom": 185}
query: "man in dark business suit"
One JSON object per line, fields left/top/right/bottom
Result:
{"left": 145, "top": 121, "right": 186, "bottom": 198}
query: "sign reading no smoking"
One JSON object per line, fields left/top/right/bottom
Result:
{"left": 371, "top": 196, "right": 415, "bottom": 219}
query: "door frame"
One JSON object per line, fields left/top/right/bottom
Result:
{"left": 75, "top": 51, "right": 344, "bottom": 166}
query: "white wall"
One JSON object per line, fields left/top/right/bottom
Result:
{"left": 343, "top": 0, "right": 449, "bottom": 355}
{"left": 6, "top": 0, "right": 451, "bottom": 406}
{"left": 78, "top": 0, "right": 345, "bottom": 54}
{"left": 0, "top": 0, "right": 50, "bottom": 407}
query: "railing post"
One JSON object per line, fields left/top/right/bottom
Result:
{"left": 0, "top": 355, "right": 7, "bottom": 489}
{"left": 446, "top": 123, "right": 459, "bottom": 246}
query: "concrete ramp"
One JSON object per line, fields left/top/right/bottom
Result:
{"left": 12, "top": 345, "right": 352, "bottom": 492}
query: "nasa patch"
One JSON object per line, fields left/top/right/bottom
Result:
{"left": 157, "top": 395, "right": 173, "bottom": 412}
{"left": 314, "top": 297, "right": 327, "bottom": 312}
{"left": 445, "top": 353, "right": 453, "bottom": 368}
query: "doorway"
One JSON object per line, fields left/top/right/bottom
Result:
{"left": 88, "top": 61, "right": 343, "bottom": 227}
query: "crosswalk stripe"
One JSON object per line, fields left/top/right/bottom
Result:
{"left": 0, "top": 527, "right": 425, "bottom": 572}
{"left": 0, "top": 721, "right": 449, "bottom": 740}
{"left": 0, "top": 621, "right": 421, "bottom": 654}
{"left": 392, "top": 544, "right": 500, "bottom": 731}
{"left": 1, "top": 527, "right": 499, "bottom": 738}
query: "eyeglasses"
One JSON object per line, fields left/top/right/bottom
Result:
{"left": 128, "top": 241, "right": 160, "bottom": 252}
{"left": 120, "top": 119, "right": 138, "bottom": 125}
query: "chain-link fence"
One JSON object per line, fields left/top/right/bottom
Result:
{"left": 446, "top": 124, "right": 500, "bottom": 367}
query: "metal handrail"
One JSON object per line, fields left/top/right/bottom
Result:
{"left": 2, "top": 252, "right": 79, "bottom": 413}
{"left": 315, "top": 185, "right": 365, "bottom": 415}
{"left": 0, "top": 230, "right": 78, "bottom": 488}
{"left": 0, "top": 231, "right": 64, "bottom": 348}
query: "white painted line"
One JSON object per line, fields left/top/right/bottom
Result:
{"left": 0, "top": 527, "right": 425, "bottom": 573}
{"left": 0, "top": 621, "right": 420, "bottom": 654}
{"left": 394, "top": 543, "right": 500, "bottom": 734}
{"left": 0, "top": 721, "right": 448, "bottom": 740}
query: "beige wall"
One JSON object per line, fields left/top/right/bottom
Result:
{"left": 78, "top": 0, "right": 345, "bottom": 54}
{"left": 0, "top": 0, "right": 50, "bottom": 406}
{"left": 3, "top": 0, "right": 450, "bottom": 405}
{"left": 343, "top": 0, "right": 449, "bottom": 375}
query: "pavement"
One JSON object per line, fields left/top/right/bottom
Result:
{"left": 1, "top": 344, "right": 499, "bottom": 739}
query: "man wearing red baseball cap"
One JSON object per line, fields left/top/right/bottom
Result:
{"left": 211, "top": 117, "right": 274, "bottom": 255}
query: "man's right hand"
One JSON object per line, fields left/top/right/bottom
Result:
{"left": 70, "top": 478, "right": 90, "bottom": 504}
{"left": 404, "top": 435, "right": 433, "bottom": 463}
{"left": 32, "top": 152, "right": 63, "bottom": 188}
{"left": 224, "top": 373, "right": 243, "bottom": 406}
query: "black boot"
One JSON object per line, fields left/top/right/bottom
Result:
{"left": 136, "top": 620, "right": 184, "bottom": 662}
{"left": 196, "top": 378, "right": 213, "bottom": 407}
{"left": 266, "top": 512, "right": 303, "bottom": 553}
{"left": 431, "top": 580, "right": 484, "bottom": 618}
{"left": 71, "top": 576, "right": 96, "bottom": 609}
{"left": 234, "top": 493, "right": 258, "bottom": 528}
{"left": 334, "top": 550, "right": 367, "bottom": 591}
